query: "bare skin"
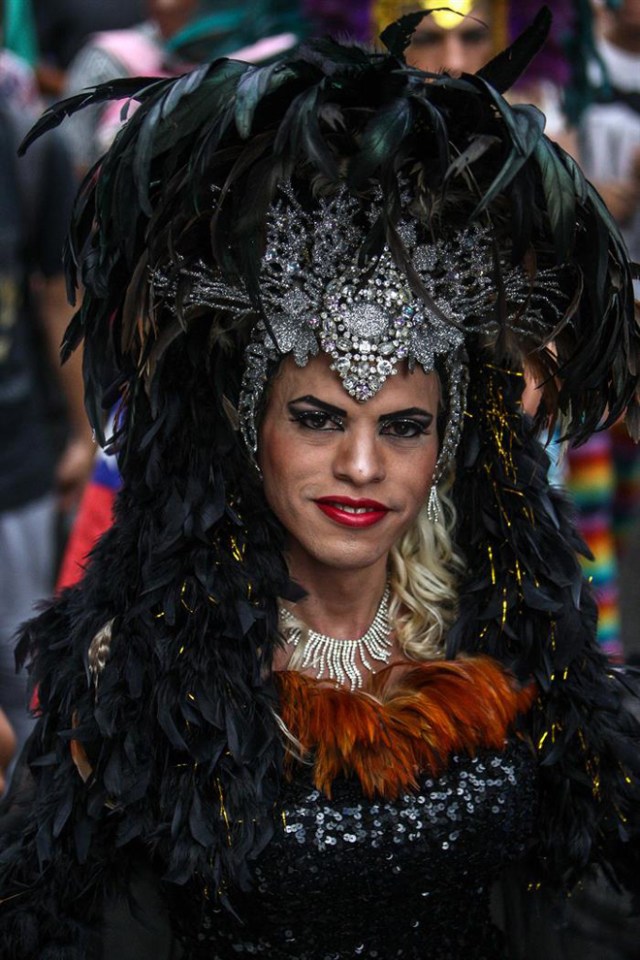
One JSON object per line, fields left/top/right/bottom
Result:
{"left": 258, "top": 354, "right": 439, "bottom": 673}
{"left": 404, "top": 2, "right": 493, "bottom": 76}
{"left": 34, "top": 274, "right": 95, "bottom": 512}
{"left": 0, "top": 709, "right": 16, "bottom": 796}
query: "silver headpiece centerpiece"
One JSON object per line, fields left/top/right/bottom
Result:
{"left": 151, "top": 182, "right": 568, "bottom": 491}
{"left": 237, "top": 185, "right": 475, "bottom": 481}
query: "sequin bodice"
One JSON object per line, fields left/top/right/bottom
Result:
{"left": 192, "top": 739, "right": 537, "bottom": 960}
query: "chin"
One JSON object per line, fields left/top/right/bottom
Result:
{"left": 290, "top": 537, "right": 392, "bottom": 576}
{"left": 316, "top": 553, "right": 386, "bottom": 573}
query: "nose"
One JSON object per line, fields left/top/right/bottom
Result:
{"left": 440, "top": 36, "right": 467, "bottom": 76}
{"left": 332, "top": 428, "right": 386, "bottom": 486}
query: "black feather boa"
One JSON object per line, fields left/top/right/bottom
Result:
{"left": 448, "top": 352, "right": 640, "bottom": 892}
{"left": 0, "top": 327, "right": 292, "bottom": 954}
{"left": 1, "top": 349, "right": 639, "bottom": 960}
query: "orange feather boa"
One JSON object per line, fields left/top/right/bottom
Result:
{"left": 276, "top": 656, "right": 536, "bottom": 799}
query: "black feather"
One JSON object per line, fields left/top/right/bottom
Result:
{"left": 478, "top": 6, "right": 552, "bottom": 93}
{"left": 17, "top": 76, "right": 165, "bottom": 155}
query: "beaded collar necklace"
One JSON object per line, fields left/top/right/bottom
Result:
{"left": 279, "top": 585, "right": 392, "bottom": 690}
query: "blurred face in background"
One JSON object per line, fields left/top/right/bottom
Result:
{"left": 404, "top": 1, "right": 494, "bottom": 75}
{"left": 605, "top": 0, "right": 640, "bottom": 48}
{"left": 147, "top": 0, "right": 200, "bottom": 39}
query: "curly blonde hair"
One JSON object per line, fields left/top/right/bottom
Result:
{"left": 388, "top": 480, "right": 465, "bottom": 660}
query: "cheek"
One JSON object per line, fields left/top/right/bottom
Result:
{"left": 258, "top": 428, "right": 287, "bottom": 507}
{"left": 404, "top": 442, "right": 438, "bottom": 507}
{"left": 258, "top": 423, "right": 310, "bottom": 523}
{"left": 406, "top": 470, "right": 434, "bottom": 517}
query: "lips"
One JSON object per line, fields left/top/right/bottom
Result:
{"left": 314, "top": 497, "right": 389, "bottom": 528}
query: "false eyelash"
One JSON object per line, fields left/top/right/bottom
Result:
{"left": 379, "top": 418, "right": 430, "bottom": 438}
{"left": 289, "top": 410, "right": 343, "bottom": 430}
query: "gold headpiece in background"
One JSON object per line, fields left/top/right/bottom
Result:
{"left": 371, "top": 1, "right": 508, "bottom": 54}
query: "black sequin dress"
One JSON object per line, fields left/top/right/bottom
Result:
{"left": 191, "top": 735, "right": 537, "bottom": 958}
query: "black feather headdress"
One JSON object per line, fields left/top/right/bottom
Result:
{"left": 18, "top": 8, "right": 639, "bottom": 447}
{"left": 2, "top": 12, "right": 640, "bottom": 954}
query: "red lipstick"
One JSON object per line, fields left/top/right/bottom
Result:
{"left": 314, "top": 497, "right": 389, "bottom": 528}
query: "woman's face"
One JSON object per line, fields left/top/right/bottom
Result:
{"left": 258, "top": 354, "right": 439, "bottom": 583}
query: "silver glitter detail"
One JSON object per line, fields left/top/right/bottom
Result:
{"left": 427, "top": 485, "right": 442, "bottom": 524}
{"left": 279, "top": 585, "right": 392, "bottom": 690}
{"left": 195, "top": 742, "right": 536, "bottom": 957}
{"left": 236, "top": 185, "right": 472, "bottom": 476}
{"left": 151, "top": 182, "right": 568, "bottom": 482}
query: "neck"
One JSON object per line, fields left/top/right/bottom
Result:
{"left": 284, "top": 558, "right": 389, "bottom": 640}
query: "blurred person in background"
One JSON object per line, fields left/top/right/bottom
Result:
{"left": 33, "top": 0, "right": 145, "bottom": 98}
{"left": 61, "top": 0, "right": 310, "bottom": 179}
{"left": 580, "top": 0, "right": 640, "bottom": 253}
{"left": 0, "top": 82, "right": 92, "bottom": 779}
{"left": 374, "top": 0, "right": 495, "bottom": 74}
{"left": 371, "top": 0, "right": 575, "bottom": 143}
{"left": 563, "top": 0, "right": 640, "bottom": 664}
{"left": 0, "top": 47, "right": 41, "bottom": 114}
{"left": 61, "top": 0, "right": 200, "bottom": 177}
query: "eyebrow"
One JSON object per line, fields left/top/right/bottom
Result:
{"left": 380, "top": 408, "right": 433, "bottom": 422}
{"left": 289, "top": 396, "right": 433, "bottom": 422}
{"left": 289, "top": 395, "right": 347, "bottom": 416}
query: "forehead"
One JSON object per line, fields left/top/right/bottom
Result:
{"left": 269, "top": 353, "right": 440, "bottom": 411}
{"left": 414, "top": 3, "right": 492, "bottom": 33}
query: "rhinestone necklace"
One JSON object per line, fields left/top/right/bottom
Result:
{"left": 279, "top": 585, "right": 392, "bottom": 689}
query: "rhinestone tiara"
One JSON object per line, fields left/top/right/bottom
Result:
{"left": 151, "top": 182, "right": 568, "bottom": 481}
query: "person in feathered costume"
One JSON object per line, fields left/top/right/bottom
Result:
{"left": 0, "top": 8, "right": 639, "bottom": 959}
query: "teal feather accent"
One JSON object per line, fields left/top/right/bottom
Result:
{"left": 348, "top": 97, "right": 415, "bottom": 188}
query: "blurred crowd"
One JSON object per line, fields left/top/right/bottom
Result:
{"left": 1, "top": 0, "right": 639, "bottom": 902}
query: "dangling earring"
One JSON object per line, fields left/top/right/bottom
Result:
{"left": 248, "top": 454, "right": 263, "bottom": 482}
{"left": 427, "top": 484, "right": 442, "bottom": 524}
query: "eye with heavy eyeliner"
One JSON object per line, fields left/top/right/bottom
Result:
{"left": 287, "top": 395, "right": 434, "bottom": 438}
{"left": 379, "top": 415, "right": 432, "bottom": 439}
{"left": 288, "top": 407, "right": 342, "bottom": 431}
{"left": 287, "top": 395, "right": 347, "bottom": 431}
